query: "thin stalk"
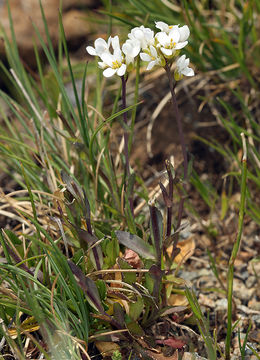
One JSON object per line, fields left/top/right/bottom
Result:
{"left": 121, "top": 75, "right": 130, "bottom": 178}
{"left": 165, "top": 159, "right": 174, "bottom": 237}
{"left": 164, "top": 62, "right": 188, "bottom": 230}
{"left": 149, "top": 204, "right": 162, "bottom": 269}
{"left": 121, "top": 75, "right": 134, "bottom": 215}
{"left": 129, "top": 56, "right": 140, "bottom": 153}
{"left": 164, "top": 63, "right": 188, "bottom": 181}
{"left": 225, "top": 133, "right": 247, "bottom": 360}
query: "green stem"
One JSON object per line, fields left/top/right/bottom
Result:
{"left": 129, "top": 57, "right": 140, "bottom": 153}
{"left": 121, "top": 75, "right": 130, "bottom": 178}
{"left": 225, "top": 133, "right": 247, "bottom": 360}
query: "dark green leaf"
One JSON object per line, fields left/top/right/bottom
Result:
{"left": 115, "top": 231, "right": 155, "bottom": 260}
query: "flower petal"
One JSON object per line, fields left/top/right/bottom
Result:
{"left": 114, "top": 48, "right": 123, "bottom": 61}
{"left": 175, "top": 41, "right": 188, "bottom": 50}
{"left": 140, "top": 52, "right": 151, "bottom": 61}
{"left": 155, "top": 21, "right": 168, "bottom": 32}
{"left": 111, "top": 35, "right": 120, "bottom": 50}
{"left": 177, "top": 54, "right": 186, "bottom": 66}
{"left": 156, "top": 32, "right": 168, "bottom": 46}
{"left": 182, "top": 67, "right": 194, "bottom": 76}
{"left": 150, "top": 45, "right": 158, "bottom": 57}
{"left": 169, "top": 28, "right": 180, "bottom": 43}
{"left": 86, "top": 46, "right": 96, "bottom": 56}
{"left": 98, "top": 61, "right": 107, "bottom": 69}
{"left": 103, "top": 67, "right": 117, "bottom": 77}
{"left": 179, "top": 25, "right": 190, "bottom": 42}
{"left": 122, "top": 42, "right": 130, "bottom": 55}
{"left": 100, "top": 53, "right": 113, "bottom": 66}
{"left": 95, "top": 38, "right": 109, "bottom": 54}
{"left": 146, "top": 60, "right": 156, "bottom": 70}
{"left": 161, "top": 48, "right": 172, "bottom": 57}
{"left": 117, "top": 64, "right": 127, "bottom": 76}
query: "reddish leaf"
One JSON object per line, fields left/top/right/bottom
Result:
{"left": 123, "top": 249, "right": 141, "bottom": 268}
{"left": 156, "top": 337, "right": 186, "bottom": 349}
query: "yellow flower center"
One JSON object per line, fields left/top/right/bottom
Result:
{"left": 112, "top": 60, "right": 121, "bottom": 69}
{"left": 170, "top": 39, "right": 176, "bottom": 48}
{"left": 165, "top": 40, "right": 176, "bottom": 50}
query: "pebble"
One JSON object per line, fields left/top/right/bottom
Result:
{"left": 238, "top": 270, "right": 249, "bottom": 281}
{"left": 246, "top": 275, "right": 256, "bottom": 288}
{"left": 248, "top": 298, "right": 260, "bottom": 312}
{"left": 179, "top": 270, "right": 200, "bottom": 282}
{"left": 182, "top": 352, "right": 207, "bottom": 360}
{"left": 233, "top": 280, "right": 255, "bottom": 302}
{"left": 215, "top": 298, "right": 228, "bottom": 310}
{"left": 251, "top": 314, "right": 260, "bottom": 325}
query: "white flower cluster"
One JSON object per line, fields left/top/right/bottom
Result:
{"left": 86, "top": 21, "right": 194, "bottom": 80}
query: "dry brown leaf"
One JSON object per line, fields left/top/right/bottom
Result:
{"left": 167, "top": 237, "right": 195, "bottom": 264}
{"left": 144, "top": 349, "right": 178, "bottom": 360}
{"left": 168, "top": 293, "right": 189, "bottom": 307}
{"left": 123, "top": 249, "right": 142, "bottom": 268}
{"left": 95, "top": 341, "right": 120, "bottom": 357}
{"left": 8, "top": 316, "right": 40, "bottom": 339}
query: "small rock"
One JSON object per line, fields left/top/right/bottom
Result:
{"left": 215, "top": 298, "right": 228, "bottom": 311}
{"left": 248, "top": 298, "right": 260, "bottom": 312}
{"left": 233, "top": 280, "right": 255, "bottom": 302}
{"left": 248, "top": 259, "right": 260, "bottom": 275}
{"left": 246, "top": 275, "right": 256, "bottom": 288}
{"left": 238, "top": 270, "right": 249, "bottom": 281}
{"left": 182, "top": 352, "right": 207, "bottom": 360}
{"left": 251, "top": 314, "right": 260, "bottom": 325}
{"left": 179, "top": 270, "right": 199, "bottom": 282}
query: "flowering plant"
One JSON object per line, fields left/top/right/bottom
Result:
{"left": 86, "top": 21, "right": 194, "bottom": 223}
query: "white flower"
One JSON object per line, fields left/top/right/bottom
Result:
{"left": 99, "top": 47, "right": 127, "bottom": 77}
{"left": 156, "top": 24, "right": 190, "bottom": 59}
{"left": 155, "top": 21, "right": 178, "bottom": 33}
{"left": 122, "top": 39, "right": 141, "bottom": 66}
{"left": 87, "top": 35, "right": 127, "bottom": 77}
{"left": 156, "top": 27, "right": 189, "bottom": 58}
{"left": 140, "top": 45, "right": 164, "bottom": 70}
{"left": 174, "top": 54, "right": 194, "bottom": 80}
{"left": 128, "top": 25, "right": 155, "bottom": 50}
{"left": 155, "top": 21, "right": 190, "bottom": 41}
{"left": 86, "top": 37, "right": 111, "bottom": 57}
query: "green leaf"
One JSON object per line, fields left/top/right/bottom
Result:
{"left": 126, "top": 321, "right": 144, "bottom": 337}
{"left": 129, "top": 296, "right": 144, "bottom": 321}
{"left": 3, "top": 230, "right": 22, "bottom": 245}
{"left": 117, "top": 257, "right": 136, "bottom": 285}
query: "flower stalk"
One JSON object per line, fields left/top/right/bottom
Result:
{"left": 164, "top": 61, "right": 188, "bottom": 233}
{"left": 165, "top": 159, "right": 174, "bottom": 238}
{"left": 121, "top": 75, "right": 134, "bottom": 216}
{"left": 121, "top": 75, "right": 130, "bottom": 178}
